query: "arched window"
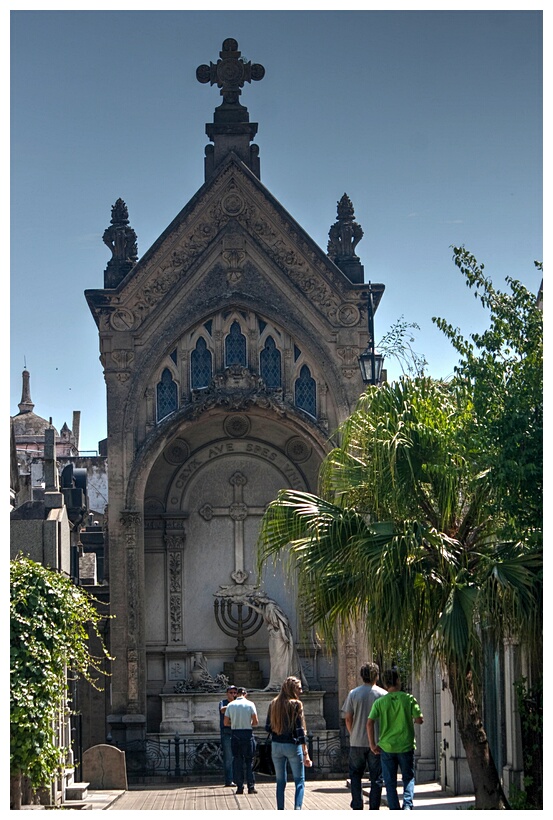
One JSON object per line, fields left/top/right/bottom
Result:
{"left": 260, "top": 336, "right": 282, "bottom": 388}
{"left": 295, "top": 364, "right": 316, "bottom": 417}
{"left": 191, "top": 337, "right": 212, "bottom": 389}
{"left": 156, "top": 368, "right": 178, "bottom": 421}
{"left": 225, "top": 320, "right": 246, "bottom": 367}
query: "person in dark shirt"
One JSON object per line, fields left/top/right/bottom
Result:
{"left": 265, "top": 676, "right": 312, "bottom": 809}
{"left": 219, "top": 684, "right": 237, "bottom": 786}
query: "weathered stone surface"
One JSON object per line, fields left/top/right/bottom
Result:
{"left": 82, "top": 744, "right": 128, "bottom": 790}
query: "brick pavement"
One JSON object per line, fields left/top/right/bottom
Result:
{"left": 95, "top": 779, "right": 475, "bottom": 811}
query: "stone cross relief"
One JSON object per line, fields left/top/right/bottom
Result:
{"left": 199, "top": 471, "right": 265, "bottom": 591}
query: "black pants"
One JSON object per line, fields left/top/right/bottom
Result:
{"left": 231, "top": 730, "right": 256, "bottom": 790}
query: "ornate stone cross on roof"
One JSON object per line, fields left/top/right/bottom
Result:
{"left": 196, "top": 38, "right": 265, "bottom": 105}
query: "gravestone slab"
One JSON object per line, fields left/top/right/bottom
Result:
{"left": 82, "top": 744, "right": 128, "bottom": 790}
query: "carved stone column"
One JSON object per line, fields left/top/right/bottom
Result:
{"left": 165, "top": 524, "right": 186, "bottom": 644}
{"left": 120, "top": 510, "right": 143, "bottom": 714}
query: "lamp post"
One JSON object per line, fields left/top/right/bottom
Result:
{"left": 358, "top": 282, "right": 384, "bottom": 385}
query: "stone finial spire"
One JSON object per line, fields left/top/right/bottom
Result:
{"left": 327, "top": 194, "right": 365, "bottom": 283}
{"left": 197, "top": 39, "right": 265, "bottom": 181}
{"left": 18, "top": 368, "right": 35, "bottom": 414}
{"left": 102, "top": 198, "right": 138, "bottom": 288}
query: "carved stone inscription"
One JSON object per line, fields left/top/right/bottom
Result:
{"left": 167, "top": 439, "right": 305, "bottom": 510}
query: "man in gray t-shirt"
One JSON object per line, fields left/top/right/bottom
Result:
{"left": 342, "top": 662, "right": 387, "bottom": 810}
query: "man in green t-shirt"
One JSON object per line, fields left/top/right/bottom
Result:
{"left": 367, "top": 669, "right": 423, "bottom": 810}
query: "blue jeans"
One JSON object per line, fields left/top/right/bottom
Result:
{"left": 221, "top": 731, "right": 233, "bottom": 784}
{"left": 231, "top": 730, "right": 256, "bottom": 790}
{"left": 271, "top": 741, "right": 305, "bottom": 810}
{"left": 349, "top": 746, "right": 383, "bottom": 810}
{"left": 380, "top": 750, "right": 415, "bottom": 810}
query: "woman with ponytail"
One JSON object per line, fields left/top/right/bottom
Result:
{"left": 265, "top": 676, "right": 312, "bottom": 809}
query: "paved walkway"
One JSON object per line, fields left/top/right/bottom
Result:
{"left": 83, "top": 779, "right": 475, "bottom": 811}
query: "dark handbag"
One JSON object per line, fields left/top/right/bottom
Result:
{"left": 256, "top": 734, "right": 275, "bottom": 776}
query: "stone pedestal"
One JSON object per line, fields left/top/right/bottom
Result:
{"left": 160, "top": 690, "right": 327, "bottom": 734}
{"left": 223, "top": 660, "right": 263, "bottom": 690}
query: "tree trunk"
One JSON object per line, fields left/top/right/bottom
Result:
{"left": 448, "top": 664, "right": 510, "bottom": 809}
{"left": 10, "top": 773, "right": 22, "bottom": 810}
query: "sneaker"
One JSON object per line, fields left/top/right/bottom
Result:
{"left": 235, "top": 788, "right": 244, "bottom": 795}
{"left": 248, "top": 787, "right": 258, "bottom": 794}
{"left": 225, "top": 782, "right": 236, "bottom": 787}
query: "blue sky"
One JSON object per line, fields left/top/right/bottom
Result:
{"left": 9, "top": 7, "right": 543, "bottom": 452}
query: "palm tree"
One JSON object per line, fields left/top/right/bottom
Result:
{"left": 258, "top": 377, "right": 541, "bottom": 810}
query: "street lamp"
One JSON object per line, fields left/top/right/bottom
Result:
{"left": 358, "top": 282, "right": 384, "bottom": 385}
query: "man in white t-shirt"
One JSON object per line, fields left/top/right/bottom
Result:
{"left": 224, "top": 687, "right": 259, "bottom": 795}
{"left": 342, "top": 662, "right": 387, "bottom": 810}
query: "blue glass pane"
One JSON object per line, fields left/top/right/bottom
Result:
{"left": 295, "top": 364, "right": 316, "bottom": 417}
{"left": 191, "top": 337, "right": 212, "bottom": 389}
{"left": 225, "top": 320, "right": 246, "bottom": 367}
{"left": 260, "top": 336, "right": 281, "bottom": 388}
{"left": 157, "top": 368, "right": 178, "bottom": 421}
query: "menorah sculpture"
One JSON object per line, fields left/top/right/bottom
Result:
{"left": 214, "top": 596, "right": 264, "bottom": 689}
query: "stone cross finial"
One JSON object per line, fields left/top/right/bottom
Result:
{"left": 196, "top": 38, "right": 265, "bottom": 105}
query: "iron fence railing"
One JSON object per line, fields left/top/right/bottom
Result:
{"left": 107, "top": 732, "right": 348, "bottom": 782}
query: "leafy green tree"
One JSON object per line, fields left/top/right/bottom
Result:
{"left": 258, "top": 377, "right": 541, "bottom": 809}
{"left": 10, "top": 555, "right": 111, "bottom": 809}
{"left": 433, "top": 248, "right": 542, "bottom": 543}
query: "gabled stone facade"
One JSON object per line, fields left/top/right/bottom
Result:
{"left": 85, "top": 38, "right": 385, "bottom": 745}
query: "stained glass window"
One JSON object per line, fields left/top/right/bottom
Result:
{"left": 191, "top": 337, "right": 212, "bottom": 389}
{"left": 260, "top": 336, "right": 281, "bottom": 388}
{"left": 225, "top": 320, "right": 246, "bottom": 367}
{"left": 157, "top": 368, "right": 178, "bottom": 421}
{"left": 295, "top": 364, "right": 316, "bottom": 417}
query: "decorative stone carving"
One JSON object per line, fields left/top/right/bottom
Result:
{"left": 112, "top": 172, "right": 343, "bottom": 324}
{"left": 327, "top": 194, "right": 365, "bottom": 283}
{"left": 221, "top": 193, "right": 245, "bottom": 217}
{"left": 196, "top": 38, "right": 265, "bottom": 106}
{"left": 198, "top": 471, "right": 265, "bottom": 583}
{"left": 337, "top": 303, "right": 361, "bottom": 327}
{"left": 103, "top": 199, "right": 138, "bottom": 289}
{"left": 285, "top": 436, "right": 312, "bottom": 463}
{"left": 163, "top": 438, "right": 190, "bottom": 465}
{"left": 166, "top": 528, "right": 185, "bottom": 643}
{"left": 337, "top": 345, "right": 361, "bottom": 379}
{"left": 120, "top": 510, "right": 142, "bottom": 671}
{"left": 110, "top": 308, "right": 136, "bottom": 332}
{"left": 174, "top": 650, "right": 229, "bottom": 693}
{"left": 327, "top": 194, "right": 363, "bottom": 261}
{"left": 223, "top": 414, "right": 251, "bottom": 438}
{"left": 189, "top": 367, "right": 288, "bottom": 418}
{"left": 246, "top": 593, "right": 309, "bottom": 691}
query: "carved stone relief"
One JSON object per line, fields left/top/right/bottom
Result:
{"left": 99, "top": 168, "right": 364, "bottom": 332}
